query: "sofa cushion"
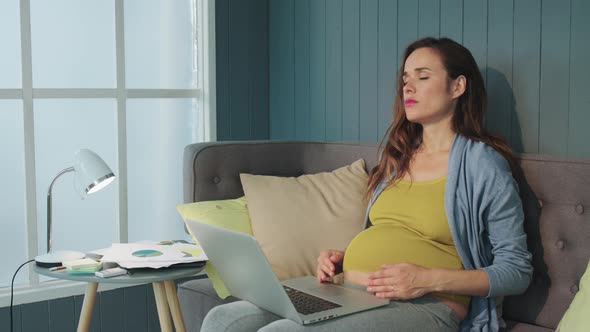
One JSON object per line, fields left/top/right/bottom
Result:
{"left": 177, "top": 197, "right": 252, "bottom": 299}
{"left": 239, "top": 159, "right": 368, "bottom": 280}
{"left": 555, "top": 260, "right": 590, "bottom": 331}
{"left": 503, "top": 156, "right": 590, "bottom": 329}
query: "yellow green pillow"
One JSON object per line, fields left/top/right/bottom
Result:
{"left": 176, "top": 196, "right": 252, "bottom": 299}
{"left": 556, "top": 260, "right": 590, "bottom": 332}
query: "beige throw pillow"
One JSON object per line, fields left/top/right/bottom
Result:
{"left": 240, "top": 159, "right": 368, "bottom": 281}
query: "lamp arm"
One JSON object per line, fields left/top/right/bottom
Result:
{"left": 46, "top": 167, "right": 74, "bottom": 253}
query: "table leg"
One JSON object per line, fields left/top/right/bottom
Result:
{"left": 152, "top": 282, "right": 173, "bottom": 332}
{"left": 164, "top": 280, "right": 186, "bottom": 332}
{"left": 77, "top": 282, "right": 98, "bottom": 332}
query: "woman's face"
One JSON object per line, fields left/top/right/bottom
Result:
{"left": 402, "top": 47, "right": 461, "bottom": 126}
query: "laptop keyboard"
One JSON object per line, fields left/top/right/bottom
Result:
{"left": 283, "top": 286, "right": 342, "bottom": 315}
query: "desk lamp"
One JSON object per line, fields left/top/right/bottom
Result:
{"left": 35, "top": 149, "right": 116, "bottom": 267}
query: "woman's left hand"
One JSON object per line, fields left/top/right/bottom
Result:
{"left": 366, "top": 263, "right": 435, "bottom": 300}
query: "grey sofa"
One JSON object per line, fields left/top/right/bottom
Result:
{"left": 177, "top": 141, "right": 590, "bottom": 331}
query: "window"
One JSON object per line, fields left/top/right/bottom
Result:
{"left": 0, "top": 0, "right": 215, "bottom": 303}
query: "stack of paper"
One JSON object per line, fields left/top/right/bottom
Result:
{"left": 91, "top": 240, "right": 208, "bottom": 269}
{"left": 63, "top": 258, "right": 102, "bottom": 274}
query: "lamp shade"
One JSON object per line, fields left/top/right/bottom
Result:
{"left": 73, "top": 149, "right": 115, "bottom": 195}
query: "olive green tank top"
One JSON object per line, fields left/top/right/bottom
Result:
{"left": 343, "top": 176, "right": 470, "bottom": 306}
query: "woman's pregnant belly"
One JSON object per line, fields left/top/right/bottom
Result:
{"left": 342, "top": 223, "right": 470, "bottom": 319}
{"left": 342, "top": 224, "right": 463, "bottom": 280}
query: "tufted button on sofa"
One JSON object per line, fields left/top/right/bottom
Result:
{"left": 177, "top": 142, "right": 590, "bottom": 332}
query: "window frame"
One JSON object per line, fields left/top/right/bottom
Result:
{"left": 0, "top": 0, "right": 215, "bottom": 307}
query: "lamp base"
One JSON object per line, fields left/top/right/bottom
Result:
{"left": 35, "top": 250, "right": 86, "bottom": 268}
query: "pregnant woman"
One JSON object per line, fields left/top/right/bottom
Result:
{"left": 202, "top": 37, "right": 533, "bottom": 332}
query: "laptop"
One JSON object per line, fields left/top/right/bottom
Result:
{"left": 187, "top": 220, "right": 389, "bottom": 324}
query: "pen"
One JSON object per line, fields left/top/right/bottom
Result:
{"left": 49, "top": 266, "right": 66, "bottom": 271}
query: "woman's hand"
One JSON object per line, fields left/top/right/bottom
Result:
{"left": 366, "top": 262, "right": 435, "bottom": 300}
{"left": 316, "top": 249, "right": 344, "bottom": 283}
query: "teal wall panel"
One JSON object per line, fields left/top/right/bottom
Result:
{"left": 463, "top": 0, "right": 487, "bottom": 83}
{"left": 540, "top": 0, "right": 570, "bottom": 157}
{"left": 440, "top": 0, "right": 463, "bottom": 42}
{"left": 358, "top": 0, "right": 378, "bottom": 143}
{"left": 123, "top": 286, "right": 148, "bottom": 331}
{"left": 217, "top": 0, "right": 269, "bottom": 141}
{"left": 378, "top": 0, "right": 397, "bottom": 141}
{"left": 229, "top": 0, "right": 256, "bottom": 140}
{"left": 0, "top": 305, "right": 22, "bottom": 332}
{"left": 6, "top": 282, "right": 187, "bottom": 332}
{"left": 268, "top": 0, "right": 590, "bottom": 159}
{"left": 568, "top": 0, "right": 590, "bottom": 159}
{"left": 342, "top": 0, "right": 360, "bottom": 142}
{"left": 418, "top": 0, "right": 440, "bottom": 38}
{"left": 269, "top": 0, "right": 295, "bottom": 140}
{"left": 100, "top": 289, "right": 124, "bottom": 332}
{"left": 294, "top": 0, "right": 311, "bottom": 140}
{"left": 74, "top": 293, "right": 101, "bottom": 332}
{"left": 249, "top": 0, "right": 270, "bottom": 140}
{"left": 310, "top": 0, "right": 327, "bottom": 141}
{"left": 216, "top": 0, "right": 231, "bottom": 140}
{"left": 326, "top": 0, "right": 343, "bottom": 141}
{"left": 486, "top": 0, "right": 514, "bottom": 143}
{"left": 513, "top": 0, "right": 541, "bottom": 154}
{"left": 147, "top": 284, "right": 160, "bottom": 332}
{"left": 48, "top": 297, "right": 76, "bottom": 332}
{"left": 397, "top": 0, "right": 419, "bottom": 65}
{"left": 21, "top": 301, "right": 48, "bottom": 332}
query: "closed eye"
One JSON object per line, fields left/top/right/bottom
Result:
{"left": 419, "top": 77, "right": 430, "bottom": 80}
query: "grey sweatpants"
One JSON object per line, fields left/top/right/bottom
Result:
{"left": 201, "top": 295, "right": 462, "bottom": 332}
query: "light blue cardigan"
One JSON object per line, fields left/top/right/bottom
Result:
{"left": 362, "top": 134, "right": 533, "bottom": 331}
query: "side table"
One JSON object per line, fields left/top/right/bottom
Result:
{"left": 35, "top": 264, "right": 204, "bottom": 332}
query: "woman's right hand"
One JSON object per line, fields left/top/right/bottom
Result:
{"left": 316, "top": 249, "right": 344, "bottom": 283}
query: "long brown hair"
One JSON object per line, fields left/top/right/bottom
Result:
{"left": 367, "top": 37, "right": 515, "bottom": 196}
